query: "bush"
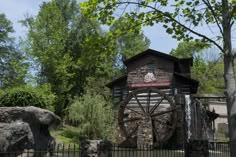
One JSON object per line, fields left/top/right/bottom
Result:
{"left": 0, "top": 84, "right": 56, "bottom": 111}
{"left": 0, "top": 91, "right": 46, "bottom": 107}
{"left": 68, "top": 91, "right": 114, "bottom": 140}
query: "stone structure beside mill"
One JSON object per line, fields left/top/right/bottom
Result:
{"left": 107, "top": 49, "right": 219, "bottom": 148}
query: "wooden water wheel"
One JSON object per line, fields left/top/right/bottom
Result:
{"left": 118, "top": 87, "right": 179, "bottom": 145}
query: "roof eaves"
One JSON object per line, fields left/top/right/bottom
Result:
{"left": 123, "top": 49, "right": 190, "bottom": 66}
{"left": 106, "top": 75, "right": 127, "bottom": 88}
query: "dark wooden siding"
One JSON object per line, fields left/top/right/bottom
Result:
{"left": 127, "top": 54, "right": 174, "bottom": 85}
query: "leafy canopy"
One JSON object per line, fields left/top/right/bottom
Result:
{"left": 170, "top": 41, "right": 224, "bottom": 94}
{"left": 81, "top": 0, "right": 236, "bottom": 52}
{"left": 21, "top": 0, "right": 115, "bottom": 115}
{"left": 21, "top": 0, "right": 151, "bottom": 116}
{"left": 0, "top": 13, "right": 28, "bottom": 88}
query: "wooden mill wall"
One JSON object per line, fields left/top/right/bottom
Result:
{"left": 127, "top": 54, "right": 174, "bottom": 85}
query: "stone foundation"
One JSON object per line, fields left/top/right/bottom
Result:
{"left": 137, "top": 117, "right": 153, "bottom": 148}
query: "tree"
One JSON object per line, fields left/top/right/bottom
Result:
{"left": 68, "top": 90, "right": 114, "bottom": 139}
{"left": 0, "top": 13, "right": 28, "bottom": 88}
{"left": 81, "top": 0, "right": 236, "bottom": 155}
{"left": 170, "top": 41, "right": 224, "bottom": 93}
{"left": 21, "top": 0, "right": 109, "bottom": 115}
{"left": 110, "top": 17, "right": 150, "bottom": 70}
{"left": 170, "top": 41, "right": 209, "bottom": 58}
{"left": 22, "top": 0, "right": 151, "bottom": 116}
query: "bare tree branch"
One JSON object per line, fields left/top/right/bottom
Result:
{"left": 116, "top": 1, "right": 224, "bottom": 53}
{"left": 202, "top": 0, "right": 223, "bottom": 35}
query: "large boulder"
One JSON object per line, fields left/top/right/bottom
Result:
{"left": 0, "top": 122, "right": 33, "bottom": 152}
{"left": 0, "top": 106, "right": 60, "bottom": 153}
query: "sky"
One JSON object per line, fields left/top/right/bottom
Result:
{"left": 0, "top": 0, "right": 46, "bottom": 41}
{"left": 0, "top": 0, "right": 180, "bottom": 53}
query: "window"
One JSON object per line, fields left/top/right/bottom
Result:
{"left": 144, "top": 63, "right": 157, "bottom": 83}
{"left": 147, "top": 63, "right": 154, "bottom": 73}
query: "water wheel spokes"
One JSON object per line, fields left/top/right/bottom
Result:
{"left": 149, "top": 97, "right": 165, "bottom": 114}
{"left": 118, "top": 87, "right": 178, "bottom": 144}
{"left": 152, "top": 120, "right": 161, "bottom": 138}
{"left": 119, "top": 117, "right": 142, "bottom": 124}
{"left": 146, "top": 89, "right": 151, "bottom": 113}
{"left": 132, "top": 92, "right": 146, "bottom": 114}
{"left": 153, "top": 118, "right": 174, "bottom": 129}
{"left": 125, "top": 106, "right": 145, "bottom": 116}
{"left": 151, "top": 107, "right": 181, "bottom": 117}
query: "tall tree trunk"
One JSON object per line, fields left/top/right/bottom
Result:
{"left": 224, "top": 46, "right": 236, "bottom": 157}
{"left": 222, "top": 1, "right": 236, "bottom": 156}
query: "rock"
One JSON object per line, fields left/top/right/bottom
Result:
{"left": 80, "top": 140, "right": 112, "bottom": 157}
{"left": 0, "top": 106, "right": 60, "bottom": 126}
{"left": 0, "top": 106, "right": 60, "bottom": 154}
{"left": 0, "top": 122, "right": 33, "bottom": 152}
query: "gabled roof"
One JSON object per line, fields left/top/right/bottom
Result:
{"left": 124, "top": 49, "right": 193, "bottom": 66}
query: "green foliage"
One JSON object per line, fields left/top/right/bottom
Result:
{"left": 171, "top": 41, "right": 224, "bottom": 94}
{"left": 50, "top": 126, "right": 80, "bottom": 145}
{"left": 85, "top": 77, "right": 112, "bottom": 100}
{"left": 0, "top": 13, "right": 28, "bottom": 88}
{"left": 170, "top": 41, "right": 210, "bottom": 58}
{"left": 21, "top": 0, "right": 114, "bottom": 115}
{"left": 110, "top": 17, "right": 150, "bottom": 57}
{"left": 0, "top": 84, "right": 56, "bottom": 111}
{"left": 68, "top": 91, "right": 114, "bottom": 139}
{"left": 80, "top": 0, "right": 229, "bottom": 51}
{"left": 21, "top": 0, "right": 151, "bottom": 117}
{"left": 192, "top": 58, "right": 224, "bottom": 94}
{"left": 110, "top": 17, "right": 150, "bottom": 71}
{"left": 0, "top": 13, "right": 14, "bottom": 43}
{"left": 0, "top": 91, "right": 46, "bottom": 108}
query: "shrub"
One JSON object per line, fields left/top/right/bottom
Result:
{"left": 0, "top": 84, "right": 56, "bottom": 111}
{"left": 0, "top": 91, "right": 46, "bottom": 107}
{"left": 68, "top": 91, "right": 114, "bottom": 140}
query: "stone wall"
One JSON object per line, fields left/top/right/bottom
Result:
{"left": 169, "top": 106, "right": 185, "bottom": 148}
{"left": 137, "top": 117, "right": 153, "bottom": 148}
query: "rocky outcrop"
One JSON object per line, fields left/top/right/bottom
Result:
{"left": 0, "top": 122, "right": 33, "bottom": 152}
{"left": 0, "top": 106, "right": 60, "bottom": 154}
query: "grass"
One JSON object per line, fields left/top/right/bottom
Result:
{"left": 215, "top": 132, "right": 229, "bottom": 142}
{"left": 50, "top": 125, "right": 81, "bottom": 146}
